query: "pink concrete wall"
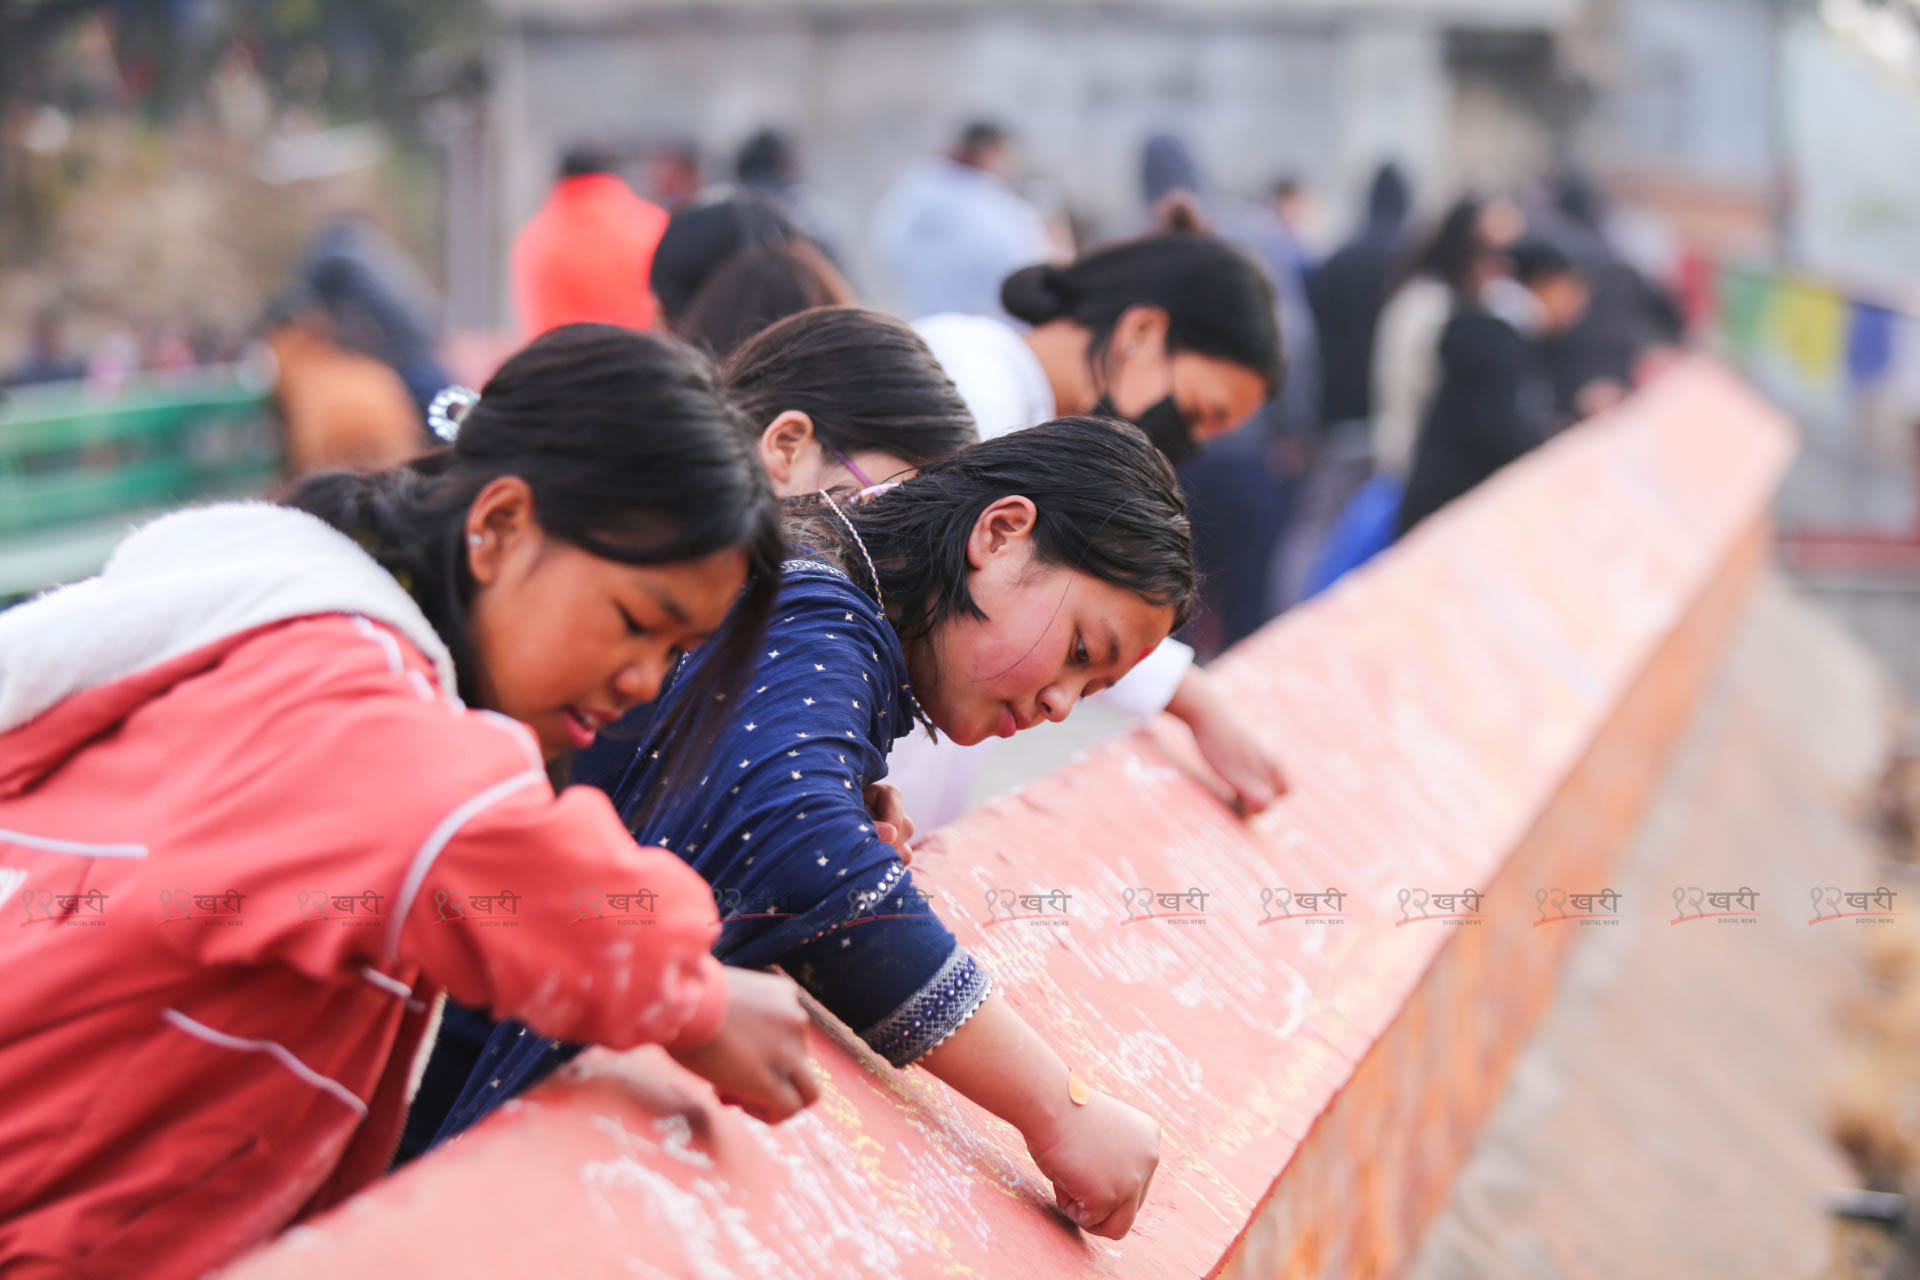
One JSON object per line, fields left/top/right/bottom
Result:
{"left": 224, "top": 359, "right": 1794, "bottom": 1279}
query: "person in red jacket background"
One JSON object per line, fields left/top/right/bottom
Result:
{"left": 0, "top": 324, "right": 816, "bottom": 1279}
{"left": 512, "top": 148, "right": 671, "bottom": 337}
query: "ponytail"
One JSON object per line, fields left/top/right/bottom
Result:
{"left": 999, "top": 233, "right": 1283, "bottom": 394}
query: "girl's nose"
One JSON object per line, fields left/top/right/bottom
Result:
{"left": 613, "top": 652, "right": 669, "bottom": 705}
{"left": 1038, "top": 685, "right": 1076, "bottom": 723}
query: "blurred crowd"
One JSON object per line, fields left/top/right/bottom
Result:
{"left": 488, "top": 118, "right": 1689, "bottom": 655}
{"left": 4, "top": 114, "right": 1690, "bottom": 654}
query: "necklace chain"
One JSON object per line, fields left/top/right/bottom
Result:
{"left": 818, "top": 489, "right": 884, "bottom": 612}
{"left": 814, "top": 490, "right": 937, "bottom": 741}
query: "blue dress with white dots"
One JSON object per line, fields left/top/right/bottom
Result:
{"left": 421, "top": 558, "right": 992, "bottom": 1147}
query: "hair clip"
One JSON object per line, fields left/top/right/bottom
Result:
{"left": 850, "top": 479, "right": 902, "bottom": 505}
{"left": 427, "top": 385, "right": 480, "bottom": 443}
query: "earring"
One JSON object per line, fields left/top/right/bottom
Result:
{"left": 468, "top": 534, "right": 483, "bottom": 548}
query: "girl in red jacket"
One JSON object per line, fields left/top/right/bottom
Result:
{"left": 0, "top": 324, "right": 817, "bottom": 1279}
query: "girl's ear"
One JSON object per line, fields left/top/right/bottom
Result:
{"left": 464, "top": 475, "right": 538, "bottom": 586}
{"left": 1112, "top": 303, "right": 1171, "bottom": 360}
{"left": 965, "top": 495, "right": 1039, "bottom": 570}
{"left": 758, "top": 410, "right": 818, "bottom": 492}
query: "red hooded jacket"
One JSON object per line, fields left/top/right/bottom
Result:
{"left": 0, "top": 505, "right": 729, "bottom": 1278}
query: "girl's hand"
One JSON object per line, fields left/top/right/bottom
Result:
{"left": 864, "top": 781, "right": 916, "bottom": 865}
{"left": 669, "top": 968, "right": 820, "bottom": 1123}
{"left": 1025, "top": 1088, "right": 1161, "bottom": 1239}
{"left": 1167, "top": 668, "right": 1289, "bottom": 815}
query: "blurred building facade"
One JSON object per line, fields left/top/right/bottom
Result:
{"left": 450, "top": 0, "right": 1604, "bottom": 325}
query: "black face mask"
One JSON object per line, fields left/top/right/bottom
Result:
{"left": 1093, "top": 393, "right": 1200, "bottom": 468}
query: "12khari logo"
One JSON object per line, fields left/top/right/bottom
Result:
{"left": 157, "top": 889, "right": 246, "bottom": 925}
{"left": 433, "top": 888, "right": 520, "bottom": 926}
{"left": 18, "top": 887, "right": 108, "bottom": 926}
{"left": 1258, "top": 887, "right": 1349, "bottom": 924}
{"left": 294, "top": 890, "right": 386, "bottom": 927}
{"left": 1670, "top": 885, "right": 1760, "bottom": 924}
{"left": 1121, "top": 886, "right": 1210, "bottom": 925}
{"left": 983, "top": 888, "right": 1073, "bottom": 928}
{"left": 1395, "top": 887, "right": 1484, "bottom": 926}
{"left": 1534, "top": 887, "right": 1623, "bottom": 927}
{"left": 1807, "top": 885, "right": 1898, "bottom": 925}
{"left": 716, "top": 887, "right": 798, "bottom": 925}
{"left": 573, "top": 888, "right": 661, "bottom": 925}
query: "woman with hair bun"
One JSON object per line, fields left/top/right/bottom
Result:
{"left": 902, "top": 232, "right": 1293, "bottom": 828}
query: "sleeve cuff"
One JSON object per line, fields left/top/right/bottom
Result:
{"left": 857, "top": 948, "right": 993, "bottom": 1068}
{"left": 1094, "top": 636, "right": 1195, "bottom": 719}
{"left": 665, "top": 953, "right": 730, "bottom": 1052}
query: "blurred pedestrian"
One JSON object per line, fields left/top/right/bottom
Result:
{"left": 1308, "top": 161, "right": 1413, "bottom": 432}
{"left": 302, "top": 217, "right": 450, "bottom": 415}
{"left": 262, "top": 310, "right": 424, "bottom": 477}
{"left": 1271, "top": 161, "right": 1414, "bottom": 609}
{"left": 1371, "top": 194, "right": 1524, "bottom": 481}
{"left": 1535, "top": 171, "right": 1684, "bottom": 419}
{"left": 675, "top": 239, "right": 856, "bottom": 359}
{"left": 649, "top": 188, "right": 800, "bottom": 335}
{"left": 1269, "top": 174, "right": 1322, "bottom": 274}
{"left": 871, "top": 119, "right": 1058, "bottom": 320}
{"left": 4, "top": 308, "right": 84, "bottom": 388}
{"left": 1137, "top": 134, "right": 1318, "bottom": 652}
{"left": 1398, "top": 238, "right": 1590, "bottom": 535}
{"left": 511, "top": 147, "right": 670, "bottom": 338}
{"left": 645, "top": 139, "right": 704, "bottom": 211}
{"left": 735, "top": 126, "right": 849, "bottom": 270}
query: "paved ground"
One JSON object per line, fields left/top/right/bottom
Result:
{"left": 1397, "top": 575, "right": 1899, "bottom": 1280}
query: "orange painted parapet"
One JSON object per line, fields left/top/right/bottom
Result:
{"left": 223, "top": 358, "right": 1794, "bottom": 1279}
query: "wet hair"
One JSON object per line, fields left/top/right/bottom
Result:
{"left": 281, "top": 323, "right": 784, "bottom": 780}
{"left": 1510, "top": 237, "right": 1578, "bottom": 287}
{"left": 650, "top": 191, "right": 798, "bottom": 331}
{"left": 677, "top": 241, "right": 854, "bottom": 360}
{"left": 723, "top": 304, "right": 977, "bottom": 474}
{"left": 1000, "top": 232, "right": 1283, "bottom": 396}
{"left": 789, "top": 416, "right": 1195, "bottom": 648}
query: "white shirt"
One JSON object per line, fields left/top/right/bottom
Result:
{"left": 1370, "top": 277, "right": 1451, "bottom": 481}
{"left": 889, "top": 315, "right": 1196, "bottom": 829}
{"left": 913, "top": 313, "right": 1053, "bottom": 441}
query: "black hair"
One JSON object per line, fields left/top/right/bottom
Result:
{"left": 955, "top": 120, "right": 1009, "bottom": 166}
{"left": 650, "top": 190, "right": 798, "bottom": 331}
{"left": 1510, "top": 237, "right": 1578, "bottom": 287}
{"left": 1000, "top": 231, "right": 1284, "bottom": 395}
{"left": 789, "top": 416, "right": 1194, "bottom": 650}
{"left": 281, "top": 323, "right": 784, "bottom": 783}
{"left": 677, "top": 241, "right": 851, "bottom": 360}
{"left": 1365, "top": 161, "right": 1412, "bottom": 229}
{"left": 559, "top": 146, "right": 616, "bottom": 180}
{"left": 1404, "top": 195, "right": 1487, "bottom": 294}
{"left": 723, "top": 304, "right": 977, "bottom": 473}
{"left": 736, "top": 128, "right": 796, "bottom": 187}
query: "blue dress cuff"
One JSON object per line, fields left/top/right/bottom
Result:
{"left": 857, "top": 947, "right": 993, "bottom": 1068}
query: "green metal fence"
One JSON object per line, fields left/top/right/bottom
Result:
{"left": 0, "top": 367, "right": 280, "bottom": 604}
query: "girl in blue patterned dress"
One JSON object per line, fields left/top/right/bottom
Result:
{"left": 425, "top": 313, "right": 1185, "bottom": 1237}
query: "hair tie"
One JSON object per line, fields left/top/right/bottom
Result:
{"left": 427, "top": 385, "right": 480, "bottom": 443}
{"left": 1039, "top": 264, "right": 1074, "bottom": 309}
